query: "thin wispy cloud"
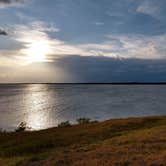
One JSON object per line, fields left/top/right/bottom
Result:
{"left": 93, "top": 22, "right": 104, "bottom": 26}
{"left": 78, "top": 34, "right": 166, "bottom": 59}
{"left": 136, "top": 0, "right": 161, "bottom": 19}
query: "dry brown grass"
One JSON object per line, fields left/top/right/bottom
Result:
{"left": 0, "top": 116, "right": 166, "bottom": 166}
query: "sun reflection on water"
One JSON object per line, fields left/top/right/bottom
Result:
{"left": 23, "top": 84, "right": 54, "bottom": 130}
{"left": 27, "top": 110, "right": 48, "bottom": 130}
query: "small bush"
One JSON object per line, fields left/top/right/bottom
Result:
{"left": 77, "top": 118, "right": 91, "bottom": 124}
{"left": 15, "top": 122, "right": 28, "bottom": 132}
{"left": 2, "top": 130, "right": 6, "bottom": 133}
{"left": 58, "top": 121, "right": 71, "bottom": 127}
{"left": 91, "top": 120, "right": 99, "bottom": 123}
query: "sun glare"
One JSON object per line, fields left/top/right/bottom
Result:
{"left": 24, "top": 42, "right": 51, "bottom": 63}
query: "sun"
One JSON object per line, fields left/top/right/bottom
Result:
{"left": 24, "top": 42, "right": 51, "bottom": 63}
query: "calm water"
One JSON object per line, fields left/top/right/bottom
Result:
{"left": 0, "top": 84, "right": 166, "bottom": 131}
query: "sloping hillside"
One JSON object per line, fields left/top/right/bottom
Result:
{"left": 0, "top": 116, "right": 166, "bottom": 166}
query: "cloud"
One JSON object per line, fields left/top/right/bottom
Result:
{"left": 0, "top": 0, "right": 21, "bottom": 3}
{"left": 9, "top": 21, "right": 89, "bottom": 64}
{"left": 2, "top": 20, "right": 166, "bottom": 67}
{"left": 0, "top": 0, "right": 25, "bottom": 4}
{"left": 46, "top": 55, "right": 166, "bottom": 83}
{"left": 1, "top": 10, "right": 166, "bottom": 67}
{"left": 1, "top": 17, "right": 166, "bottom": 66}
{"left": 93, "top": 22, "right": 104, "bottom": 26}
{"left": 136, "top": 0, "right": 165, "bottom": 19}
{"left": 78, "top": 34, "right": 166, "bottom": 59}
{"left": 2, "top": 54, "right": 166, "bottom": 83}
{"left": 0, "top": 0, "right": 25, "bottom": 8}
{"left": 0, "top": 20, "right": 89, "bottom": 66}
{"left": 0, "top": 29, "right": 7, "bottom": 35}
{"left": 1, "top": 19, "right": 166, "bottom": 82}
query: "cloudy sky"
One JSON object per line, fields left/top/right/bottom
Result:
{"left": 0, "top": 0, "right": 166, "bottom": 83}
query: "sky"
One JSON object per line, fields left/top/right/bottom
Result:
{"left": 0, "top": 0, "right": 166, "bottom": 83}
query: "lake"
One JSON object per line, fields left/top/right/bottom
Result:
{"left": 0, "top": 84, "right": 166, "bottom": 131}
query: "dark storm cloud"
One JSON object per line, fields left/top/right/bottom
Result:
{"left": 0, "top": 29, "right": 7, "bottom": 35}
{"left": 51, "top": 55, "right": 166, "bottom": 83}
{"left": 0, "top": 0, "right": 23, "bottom": 4}
{"left": 0, "top": 0, "right": 25, "bottom": 7}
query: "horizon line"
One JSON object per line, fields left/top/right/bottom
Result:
{"left": 1, "top": 82, "right": 166, "bottom": 85}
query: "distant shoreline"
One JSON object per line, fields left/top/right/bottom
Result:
{"left": 1, "top": 82, "right": 166, "bottom": 85}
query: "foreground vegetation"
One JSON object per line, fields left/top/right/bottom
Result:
{"left": 0, "top": 116, "right": 166, "bottom": 166}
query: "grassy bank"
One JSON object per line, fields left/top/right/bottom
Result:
{"left": 0, "top": 116, "right": 166, "bottom": 166}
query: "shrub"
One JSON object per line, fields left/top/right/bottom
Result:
{"left": 77, "top": 118, "right": 91, "bottom": 124}
{"left": 58, "top": 121, "right": 71, "bottom": 127}
{"left": 15, "top": 122, "right": 27, "bottom": 132}
{"left": 0, "top": 129, "right": 6, "bottom": 133}
{"left": 91, "top": 120, "right": 99, "bottom": 123}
